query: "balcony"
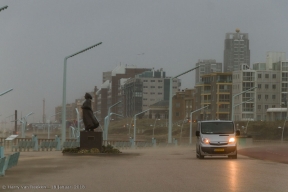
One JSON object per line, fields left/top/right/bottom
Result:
{"left": 217, "top": 80, "right": 232, "bottom": 83}
{"left": 243, "top": 108, "right": 254, "bottom": 112}
{"left": 218, "top": 108, "right": 230, "bottom": 112}
{"left": 219, "top": 89, "right": 230, "bottom": 93}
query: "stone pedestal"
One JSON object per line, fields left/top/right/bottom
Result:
{"left": 80, "top": 131, "right": 102, "bottom": 151}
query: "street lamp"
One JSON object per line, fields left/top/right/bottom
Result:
{"left": 0, "top": 88, "right": 13, "bottom": 96}
{"left": 133, "top": 109, "right": 150, "bottom": 147}
{"left": 48, "top": 112, "right": 60, "bottom": 139}
{"left": 93, "top": 111, "right": 103, "bottom": 132}
{"left": 280, "top": 116, "right": 288, "bottom": 143}
{"left": 0, "top": 5, "right": 8, "bottom": 12}
{"left": 189, "top": 105, "right": 209, "bottom": 145}
{"left": 104, "top": 101, "right": 122, "bottom": 140}
{"left": 231, "top": 86, "right": 257, "bottom": 121}
{"left": 152, "top": 118, "right": 160, "bottom": 139}
{"left": 104, "top": 112, "right": 124, "bottom": 142}
{"left": 12, "top": 112, "right": 34, "bottom": 138}
{"left": 61, "top": 42, "right": 102, "bottom": 145}
{"left": 168, "top": 66, "right": 200, "bottom": 143}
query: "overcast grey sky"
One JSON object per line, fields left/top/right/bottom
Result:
{"left": 0, "top": 0, "right": 287, "bottom": 125}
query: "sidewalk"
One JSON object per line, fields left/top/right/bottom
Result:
{"left": 238, "top": 145, "right": 288, "bottom": 164}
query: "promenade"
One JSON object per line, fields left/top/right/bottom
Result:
{"left": 1, "top": 144, "right": 288, "bottom": 192}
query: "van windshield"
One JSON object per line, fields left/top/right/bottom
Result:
{"left": 201, "top": 122, "right": 234, "bottom": 134}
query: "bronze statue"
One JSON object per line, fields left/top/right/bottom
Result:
{"left": 82, "top": 93, "right": 99, "bottom": 131}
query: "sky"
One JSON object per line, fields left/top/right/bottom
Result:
{"left": 0, "top": 0, "right": 288, "bottom": 126}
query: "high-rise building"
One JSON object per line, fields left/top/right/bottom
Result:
{"left": 224, "top": 29, "right": 250, "bottom": 72}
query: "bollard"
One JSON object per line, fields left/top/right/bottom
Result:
{"left": 55, "top": 135, "right": 61, "bottom": 151}
{"left": 0, "top": 146, "right": 4, "bottom": 158}
{"left": 32, "top": 135, "right": 39, "bottom": 151}
{"left": 173, "top": 138, "right": 178, "bottom": 146}
{"left": 152, "top": 138, "right": 157, "bottom": 147}
{"left": 129, "top": 137, "right": 134, "bottom": 148}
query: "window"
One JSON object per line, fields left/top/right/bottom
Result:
{"left": 272, "top": 105, "right": 276, "bottom": 108}
{"left": 158, "top": 93, "right": 162, "bottom": 95}
{"left": 265, "top": 105, "right": 268, "bottom": 109}
{"left": 265, "top": 74, "right": 269, "bottom": 78}
{"left": 265, "top": 84, "right": 269, "bottom": 89}
{"left": 258, "top": 95, "right": 261, "bottom": 100}
{"left": 258, "top": 84, "right": 261, "bottom": 89}
{"left": 258, "top": 105, "right": 261, "bottom": 110}
{"left": 151, "top": 80, "right": 155, "bottom": 82}
{"left": 273, "top": 74, "right": 276, "bottom": 78}
{"left": 258, "top": 74, "right": 262, "bottom": 78}
{"left": 176, "top": 103, "right": 180, "bottom": 107}
{"left": 219, "top": 94, "right": 230, "bottom": 102}
{"left": 158, "top": 80, "right": 162, "bottom": 82}
{"left": 150, "top": 92, "right": 155, "bottom": 95}
{"left": 272, "top": 95, "right": 276, "bottom": 99}
{"left": 143, "top": 80, "right": 148, "bottom": 82}
{"left": 158, "top": 86, "right": 162, "bottom": 88}
{"left": 265, "top": 95, "right": 268, "bottom": 99}
{"left": 151, "top": 86, "right": 155, "bottom": 88}
{"left": 176, "top": 112, "right": 180, "bottom": 117}
{"left": 272, "top": 85, "right": 276, "bottom": 89}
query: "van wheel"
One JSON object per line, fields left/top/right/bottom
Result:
{"left": 198, "top": 147, "right": 204, "bottom": 159}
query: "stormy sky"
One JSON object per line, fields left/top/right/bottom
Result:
{"left": 0, "top": 0, "right": 287, "bottom": 127}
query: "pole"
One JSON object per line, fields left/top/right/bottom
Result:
{"left": 168, "top": 66, "right": 200, "bottom": 143}
{"left": 61, "top": 42, "right": 102, "bottom": 146}
{"left": 14, "top": 110, "right": 17, "bottom": 134}
{"left": 231, "top": 86, "right": 257, "bottom": 121}
{"left": 189, "top": 105, "right": 209, "bottom": 145}
{"left": 133, "top": 109, "right": 150, "bottom": 147}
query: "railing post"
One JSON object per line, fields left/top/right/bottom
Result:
{"left": 0, "top": 146, "right": 4, "bottom": 158}
{"left": 55, "top": 135, "right": 61, "bottom": 151}
{"left": 32, "top": 135, "right": 38, "bottom": 151}
{"left": 152, "top": 138, "right": 157, "bottom": 147}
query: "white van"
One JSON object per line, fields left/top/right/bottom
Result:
{"left": 195, "top": 120, "right": 240, "bottom": 159}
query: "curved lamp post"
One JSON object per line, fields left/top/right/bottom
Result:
{"left": 0, "top": 88, "right": 13, "bottom": 96}
{"left": 231, "top": 86, "right": 257, "bottom": 121}
{"left": 152, "top": 118, "right": 160, "bottom": 139}
{"left": 61, "top": 42, "right": 102, "bottom": 145}
{"left": 189, "top": 105, "right": 209, "bottom": 145}
{"left": 104, "top": 113, "right": 124, "bottom": 142}
{"left": 48, "top": 112, "right": 60, "bottom": 139}
{"left": 168, "top": 66, "right": 199, "bottom": 143}
{"left": 12, "top": 112, "right": 33, "bottom": 138}
{"left": 133, "top": 109, "right": 150, "bottom": 148}
{"left": 0, "top": 5, "right": 8, "bottom": 12}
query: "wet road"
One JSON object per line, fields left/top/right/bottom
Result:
{"left": 2, "top": 147, "right": 288, "bottom": 192}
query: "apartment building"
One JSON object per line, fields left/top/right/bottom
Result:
{"left": 96, "top": 65, "right": 151, "bottom": 122}
{"left": 55, "top": 103, "right": 77, "bottom": 124}
{"left": 195, "top": 72, "right": 232, "bottom": 121}
{"left": 195, "top": 59, "right": 222, "bottom": 84}
{"left": 122, "top": 69, "right": 181, "bottom": 117}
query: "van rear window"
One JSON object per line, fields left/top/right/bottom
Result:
{"left": 201, "top": 122, "right": 234, "bottom": 134}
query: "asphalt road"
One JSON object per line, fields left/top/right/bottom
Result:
{"left": 1, "top": 146, "right": 288, "bottom": 192}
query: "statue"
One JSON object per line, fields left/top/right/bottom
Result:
{"left": 82, "top": 93, "right": 99, "bottom": 131}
